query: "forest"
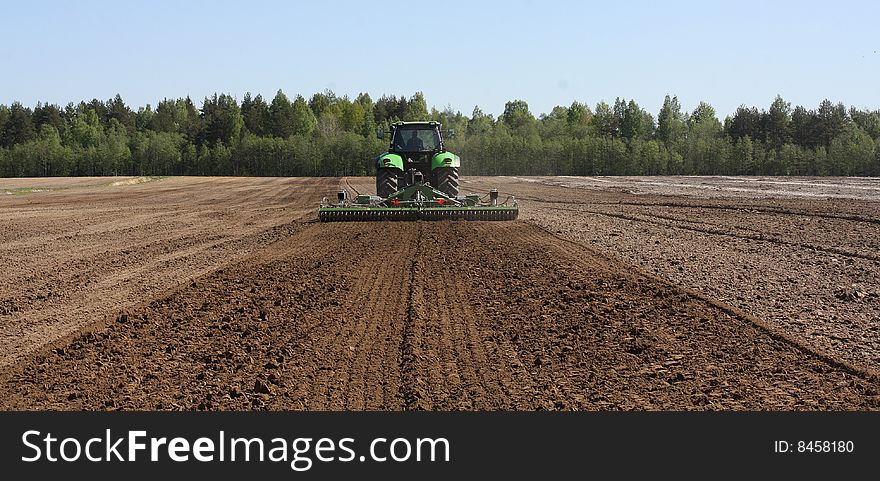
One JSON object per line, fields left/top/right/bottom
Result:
{"left": 1, "top": 90, "right": 878, "bottom": 177}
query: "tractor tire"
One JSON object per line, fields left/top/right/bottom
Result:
{"left": 435, "top": 167, "right": 460, "bottom": 198}
{"left": 376, "top": 168, "right": 399, "bottom": 198}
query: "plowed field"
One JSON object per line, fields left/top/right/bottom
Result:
{"left": 1, "top": 175, "right": 878, "bottom": 410}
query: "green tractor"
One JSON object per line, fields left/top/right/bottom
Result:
{"left": 319, "top": 121, "right": 518, "bottom": 221}
{"left": 375, "top": 121, "right": 461, "bottom": 198}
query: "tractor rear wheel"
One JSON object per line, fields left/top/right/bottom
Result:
{"left": 376, "top": 168, "right": 399, "bottom": 198}
{"left": 435, "top": 167, "right": 460, "bottom": 197}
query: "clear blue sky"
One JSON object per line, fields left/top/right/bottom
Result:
{"left": 1, "top": 0, "right": 877, "bottom": 119}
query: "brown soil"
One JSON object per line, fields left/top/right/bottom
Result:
{"left": 1, "top": 176, "right": 878, "bottom": 410}
{"left": 465, "top": 176, "right": 880, "bottom": 373}
{"left": 0, "top": 177, "right": 331, "bottom": 367}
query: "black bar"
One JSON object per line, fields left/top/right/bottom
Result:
{"left": 0, "top": 412, "right": 875, "bottom": 478}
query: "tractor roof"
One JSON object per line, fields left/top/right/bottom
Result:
{"left": 392, "top": 121, "right": 440, "bottom": 127}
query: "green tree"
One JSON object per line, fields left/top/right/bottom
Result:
{"left": 403, "top": 92, "right": 428, "bottom": 121}
{"left": 828, "top": 126, "right": 875, "bottom": 175}
{"left": 316, "top": 110, "right": 341, "bottom": 137}
{"left": 133, "top": 131, "right": 183, "bottom": 175}
{"left": 106, "top": 94, "right": 135, "bottom": 132}
{"left": 3, "top": 102, "right": 36, "bottom": 146}
{"left": 816, "top": 99, "right": 848, "bottom": 146}
{"left": 136, "top": 105, "right": 155, "bottom": 131}
{"left": 500, "top": 100, "right": 534, "bottom": 131}
{"left": 0, "top": 105, "right": 10, "bottom": 147}
{"left": 309, "top": 90, "right": 335, "bottom": 118}
{"left": 33, "top": 124, "right": 70, "bottom": 175}
{"left": 241, "top": 92, "right": 270, "bottom": 136}
{"left": 291, "top": 95, "right": 317, "bottom": 136}
{"left": 85, "top": 98, "right": 110, "bottom": 125}
{"left": 468, "top": 106, "right": 494, "bottom": 136}
{"left": 766, "top": 95, "right": 792, "bottom": 148}
{"left": 849, "top": 108, "right": 880, "bottom": 140}
{"left": 200, "top": 93, "right": 243, "bottom": 147}
{"left": 657, "top": 95, "right": 685, "bottom": 146}
{"left": 340, "top": 100, "right": 366, "bottom": 133}
{"left": 791, "top": 106, "right": 818, "bottom": 148}
{"left": 567, "top": 101, "right": 592, "bottom": 128}
{"left": 360, "top": 103, "right": 378, "bottom": 139}
{"left": 373, "top": 95, "right": 402, "bottom": 123}
{"left": 179, "top": 97, "right": 203, "bottom": 143}
{"left": 101, "top": 119, "right": 131, "bottom": 175}
{"left": 592, "top": 101, "right": 615, "bottom": 137}
{"left": 620, "top": 99, "right": 650, "bottom": 140}
{"left": 732, "top": 135, "right": 758, "bottom": 175}
{"left": 153, "top": 98, "right": 183, "bottom": 133}
{"left": 269, "top": 90, "right": 297, "bottom": 138}
{"left": 725, "top": 105, "right": 761, "bottom": 141}
{"left": 355, "top": 92, "right": 373, "bottom": 109}
{"left": 33, "top": 103, "right": 67, "bottom": 138}
{"left": 67, "top": 108, "right": 104, "bottom": 148}
{"left": 0, "top": 147, "right": 8, "bottom": 176}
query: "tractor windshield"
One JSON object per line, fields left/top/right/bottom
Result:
{"left": 392, "top": 127, "right": 440, "bottom": 152}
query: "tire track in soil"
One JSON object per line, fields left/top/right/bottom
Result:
{"left": 537, "top": 204, "right": 880, "bottom": 262}
{"left": 513, "top": 195, "right": 880, "bottom": 226}
{"left": 450, "top": 224, "right": 543, "bottom": 408}
{"left": 610, "top": 202, "right": 880, "bottom": 226}
{"left": 305, "top": 223, "right": 413, "bottom": 410}
{"left": 342, "top": 178, "right": 361, "bottom": 196}
{"left": 398, "top": 224, "right": 427, "bottom": 409}
{"left": 398, "top": 223, "right": 541, "bottom": 410}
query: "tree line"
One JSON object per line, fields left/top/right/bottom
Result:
{"left": 1, "top": 90, "right": 878, "bottom": 178}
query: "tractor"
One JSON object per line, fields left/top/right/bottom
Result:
{"left": 319, "top": 121, "right": 517, "bottom": 221}
{"left": 375, "top": 121, "right": 460, "bottom": 198}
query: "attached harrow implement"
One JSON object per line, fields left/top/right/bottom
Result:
{"left": 319, "top": 183, "right": 518, "bottom": 222}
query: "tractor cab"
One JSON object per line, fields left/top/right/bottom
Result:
{"left": 383, "top": 122, "right": 447, "bottom": 183}
{"left": 389, "top": 122, "right": 444, "bottom": 154}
